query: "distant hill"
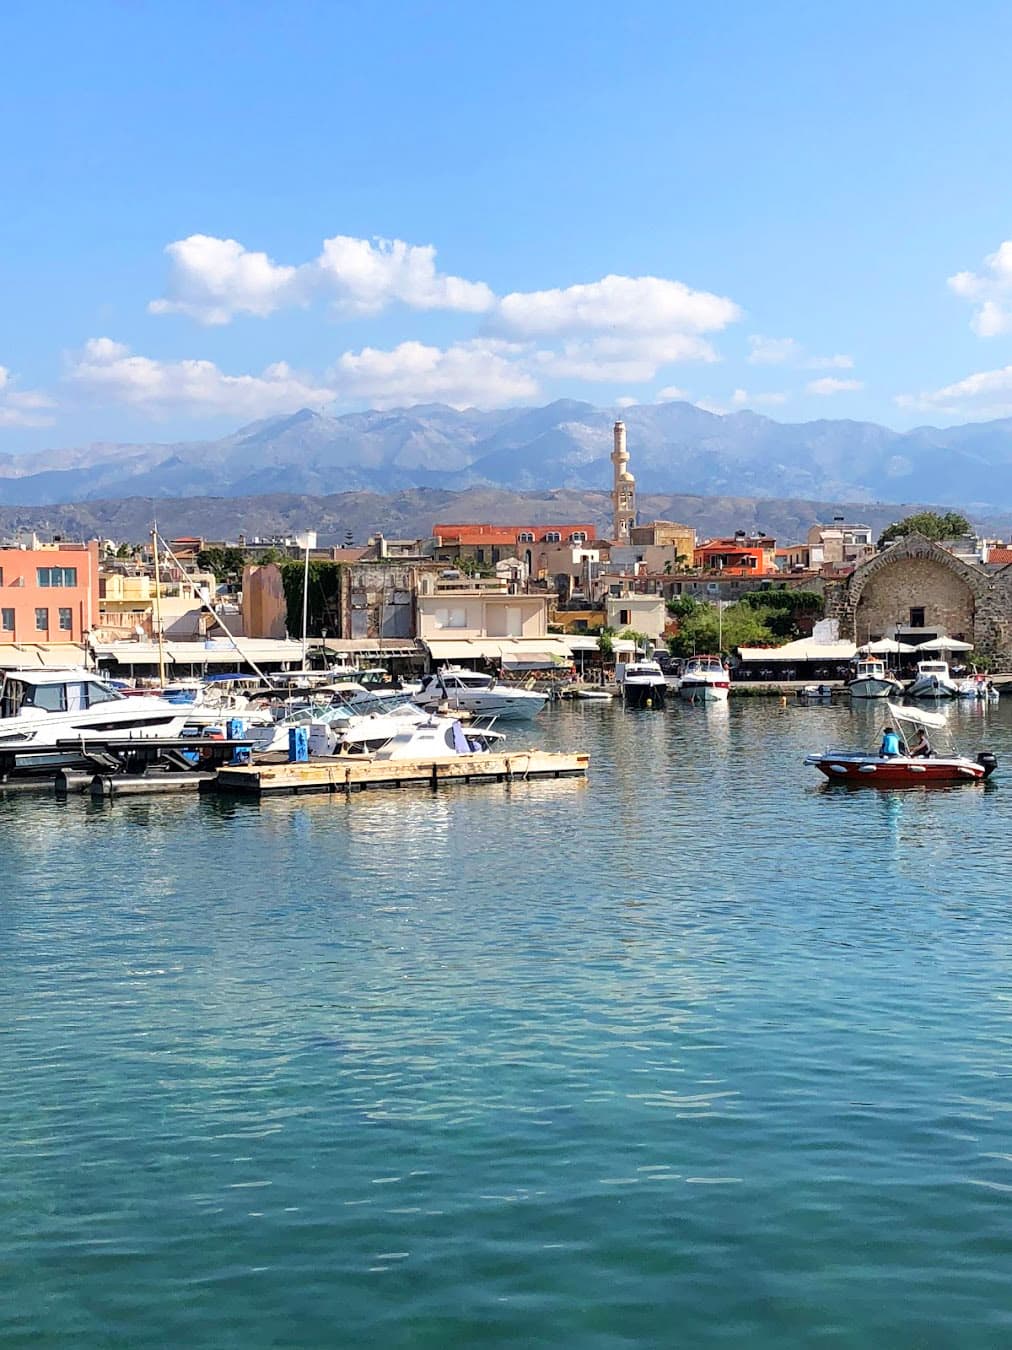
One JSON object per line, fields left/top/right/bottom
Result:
{"left": 7, "top": 399, "right": 1012, "bottom": 508}
{"left": 2, "top": 487, "right": 1010, "bottom": 550}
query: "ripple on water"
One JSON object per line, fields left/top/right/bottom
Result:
{"left": 2, "top": 700, "right": 1012, "bottom": 1346}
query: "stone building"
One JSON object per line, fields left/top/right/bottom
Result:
{"left": 825, "top": 532, "right": 1012, "bottom": 662}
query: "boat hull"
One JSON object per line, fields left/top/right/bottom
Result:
{"left": 805, "top": 752, "right": 993, "bottom": 785}
{"left": 679, "top": 679, "right": 730, "bottom": 703}
{"left": 847, "top": 677, "right": 903, "bottom": 699}
{"left": 622, "top": 682, "right": 666, "bottom": 709}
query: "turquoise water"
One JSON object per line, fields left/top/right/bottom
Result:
{"left": 3, "top": 698, "right": 1012, "bottom": 1347}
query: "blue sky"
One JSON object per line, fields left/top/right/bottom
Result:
{"left": 5, "top": 0, "right": 1012, "bottom": 449}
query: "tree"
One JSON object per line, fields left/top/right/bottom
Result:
{"left": 279, "top": 559, "right": 343, "bottom": 637}
{"left": 666, "top": 600, "right": 775, "bottom": 658}
{"left": 877, "top": 512, "right": 972, "bottom": 549}
{"left": 597, "top": 626, "right": 615, "bottom": 662}
{"left": 196, "top": 546, "right": 249, "bottom": 586}
{"left": 666, "top": 595, "right": 703, "bottom": 620}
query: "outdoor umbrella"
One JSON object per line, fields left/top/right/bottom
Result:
{"left": 915, "top": 636, "right": 974, "bottom": 652}
{"left": 857, "top": 638, "right": 918, "bottom": 654}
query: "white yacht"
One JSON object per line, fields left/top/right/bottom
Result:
{"left": 616, "top": 659, "right": 668, "bottom": 708}
{"left": 678, "top": 655, "right": 730, "bottom": 703}
{"left": 907, "top": 660, "right": 959, "bottom": 699}
{"left": 0, "top": 668, "right": 189, "bottom": 768}
{"left": 412, "top": 668, "right": 547, "bottom": 721}
{"left": 847, "top": 658, "right": 904, "bottom": 699}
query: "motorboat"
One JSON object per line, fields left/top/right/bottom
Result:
{"left": 678, "top": 655, "right": 730, "bottom": 703}
{"left": 616, "top": 659, "right": 667, "bottom": 708}
{"left": 412, "top": 668, "right": 547, "bottom": 721}
{"left": 847, "top": 658, "right": 904, "bottom": 700}
{"left": 0, "top": 667, "right": 190, "bottom": 768}
{"left": 566, "top": 686, "right": 614, "bottom": 701}
{"left": 953, "top": 673, "right": 999, "bottom": 701}
{"left": 907, "top": 660, "right": 959, "bottom": 699}
{"left": 805, "top": 702, "right": 997, "bottom": 785}
{"left": 797, "top": 684, "right": 835, "bottom": 702}
{"left": 304, "top": 704, "right": 506, "bottom": 760}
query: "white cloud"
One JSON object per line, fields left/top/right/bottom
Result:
{"left": 497, "top": 274, "right": 741, "bottom": 337}
{"left": 948, "top": 240, "right": 1012, "bottom": 336}
{"left": 806, "top": 376, "right": 863, "bottom": 396}
{"left": 747, "top": 335, "right": 798, "bottom": 365}
{"left": 731, "top": 388, "right": 788, "bottom": 407}
{"left": 0, "top": 365, "right": 56, "bottom": 427}
{"left": 693, "top": 399, "right": 727, "bottom": 415}
{"left": 315, "top": 236, "right": 493, "bottom": 316}
{"left": 67, "top": 337, "right": 335, "bottom": 418}
{"left": 749, "top": 335, "right": 854, "bottom": 371}
{"left": 805, "top": 353, "right": 854, "bottom": 369}
{"left": 656, "top": 386, "right": 688, "bottom": 401}
{"left": 615, "top": 396, "right": 638, "bottom": 408}
{"left": 536, "top": 332, "right": 717, "bottom": 383}
{"left": 150, "top": 232, "right": 494, "bottom": 325}
{"left": 329, "top": 339, "right": 539, "bottom": 409}
{"left": 896, "top": 363, "right": 1012, "bottom": 417}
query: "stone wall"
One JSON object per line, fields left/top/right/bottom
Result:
{"left": 826, "top": 533, "right": 1012, "bottom": 663}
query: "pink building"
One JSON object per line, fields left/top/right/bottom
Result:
{"left": 0, "top": 541, "right": 101, "bottom": 645}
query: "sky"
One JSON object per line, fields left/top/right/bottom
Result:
{"left": 5, "top": 0, "right": 1012, "bottom": 450}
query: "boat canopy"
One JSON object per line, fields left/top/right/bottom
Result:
{"left": 886, "top": 701, "right": 948, "bottom": 729}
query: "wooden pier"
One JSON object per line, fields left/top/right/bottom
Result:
{"left": 215, "top": 749, "right": 590, "bottom": 796}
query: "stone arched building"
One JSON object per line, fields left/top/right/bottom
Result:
{"left": 824, "top": 533, "right": 1012, "bottom": 664}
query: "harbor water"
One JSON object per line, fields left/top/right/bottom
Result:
{"left": 4, "top": 697, "right": 1012, "bottom": 1346}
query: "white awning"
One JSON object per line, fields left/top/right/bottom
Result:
{"left": 738, "top": 639, "right": 857, "bottom": 663}
{"left": 0, "top": 643, "right": 88, "bottom": 669}
{"left": 886, "top": 701, "right": 949, "bottom": 729}
{"left": 424, "top": 637, "right": 573, "bottom": 663}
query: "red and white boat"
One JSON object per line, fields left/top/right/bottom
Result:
{"left": 805, "top": 703, "right": 998, "bottom": 785}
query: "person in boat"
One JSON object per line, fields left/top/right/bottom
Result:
{"left": 879, "top": 725, "right": 901, "bottom": 758}
{"left": 908, "top": 727, "right": 932, "bottom": 758}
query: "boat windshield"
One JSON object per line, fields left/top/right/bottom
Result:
{"left": 1, "top": 676, "right": 124, "bottom": 717}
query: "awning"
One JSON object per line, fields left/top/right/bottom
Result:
{"left": 738, "top": 639, "right": 857, "bottom": 663}
{"left": 313, "top": 639, "right": 424, "bottom": 659}
{"left": 0, "top": 643, "right": 88, "bottom": 669}
{"left": 424, "top": 637, "right": 574, "bottom": 663}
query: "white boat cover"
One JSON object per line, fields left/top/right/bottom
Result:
{"left": 886, "top": 701, "right": 948, "bottom": 729}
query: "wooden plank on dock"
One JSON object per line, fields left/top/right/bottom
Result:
{"left": 215, "top": 750, "right": 590, "bottom": 796}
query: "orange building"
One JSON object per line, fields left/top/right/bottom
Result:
{"left": 694, "top": 534, "right": 777, "bottom": 576}
{"left": 0, "top": 540, "right": 101, "bottom": 644}
{"left": 433, "top": 523, "right": 597, "bottom": 568}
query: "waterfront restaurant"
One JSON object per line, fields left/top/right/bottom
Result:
{"left": 734, "top": 637, "right": 858, "bottom": 681}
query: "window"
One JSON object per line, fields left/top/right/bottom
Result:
{"left": 36, "top": 566, "right": 78, "bottom": 588}
{"left": 30, "top": 684, "right": 66, "bottom": 712}
{"left": 570, "top": 532, "right": 586, "bottom": 543}
{"left": 910, "top": 607, "right": 925, "bottom": 628}
{"left": 544, "top": 531, "right": 561, "bottom": 543}
{"left": 35, "top": 607, "right": 49, "bottom": 631}
{"left": 58, "top": 607, "right": 73, "bottom": 631}
{"left": 1, "top": 608, "right": 12, "bottom": 632}
{"left": 517, "top": 531, "right": 534, "bottom": 543}
{"left": 619, "top": 609, "right": 631, "bottom": 625}
{"left": 433, "top": 606, "right": 467, "bottom": 629}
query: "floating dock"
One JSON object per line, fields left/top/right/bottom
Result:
{"left": 216, "top": 749, "right": 590, "bottom": 796}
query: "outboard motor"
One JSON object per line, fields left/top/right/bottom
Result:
{"left": 977, "top": 751, "right": 998, "bottom": 779}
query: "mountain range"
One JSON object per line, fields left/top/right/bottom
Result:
{"left": 6, "top": 399, "right": 1012, "bottom": 508}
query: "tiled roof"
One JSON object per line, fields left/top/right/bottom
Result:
{"left": 988, "top": 547, "right": 1012, "bottom": 565}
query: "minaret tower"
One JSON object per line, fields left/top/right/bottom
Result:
{"left": 611, "top": 420, "right": 636, "bottom": 543}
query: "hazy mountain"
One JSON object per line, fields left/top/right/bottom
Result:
{"left": 2, "top": 488, "right": 1010, "bottom": 552}
{"left": 6, "top": 400, "right": 1012, "bottom": 507}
